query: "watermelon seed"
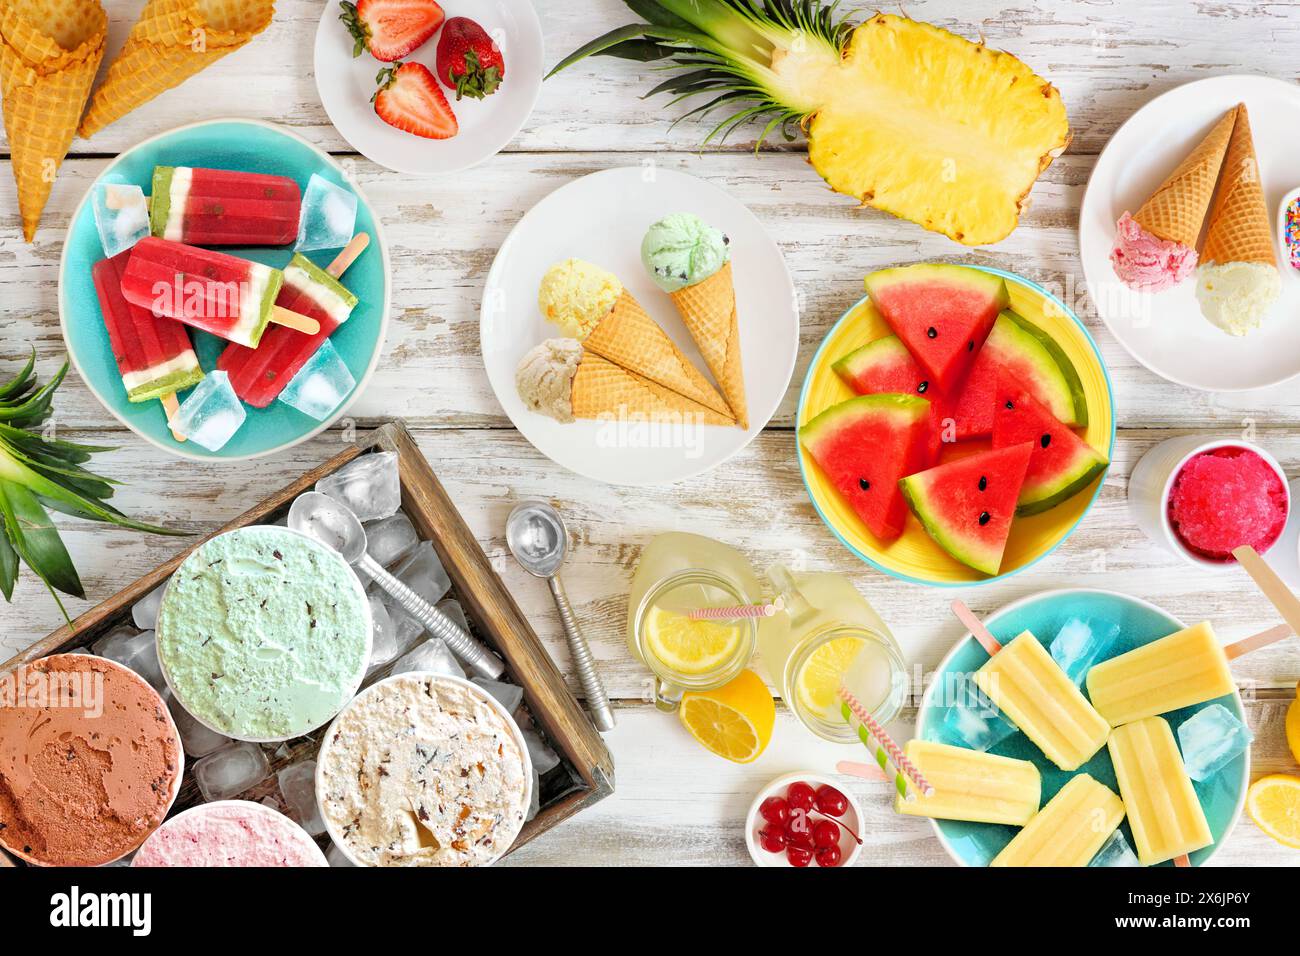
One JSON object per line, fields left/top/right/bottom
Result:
{"left": 859, "top": 478, "right": 870, "bottom": 491}
{"left": 978, "top": 476, "right": 987, "bottom": 491}
{"left": 1040, "top": 433, "right": 1052, "bottom": 449}
{"left": 978, "top": 511, "right": 991, "bottom": 526}
{"left": 917, "top": 381, "right": 929, "bottom": 393}
{"left": 1004, "top": 400, "right": 1014, "bottom": 410}
{"left": 926, "top": 327, "right": 938, "bottom": 338}
{"left": 968, "top": 341, "right": 974, "bottom": 351}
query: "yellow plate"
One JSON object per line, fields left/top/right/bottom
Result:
{"left": 797, "top": 267, "right": 1115, "bottom": 586}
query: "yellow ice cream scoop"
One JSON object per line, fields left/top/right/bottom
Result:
{"left": 538, "top": 258, "right": 623, "bottom": 339}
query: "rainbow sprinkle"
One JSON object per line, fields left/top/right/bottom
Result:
{"left": 1286, "top": 196, "right": 1300, "bottom": 271}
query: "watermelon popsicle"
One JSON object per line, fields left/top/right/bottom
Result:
{"left": 121, "top": 237, "right": 319, "bottom": 348}
{"left": 218, "top": 234, "right": 368, "bottom": 407}
{"left": 150, "top": 166, "right": 301, "bottom": 246}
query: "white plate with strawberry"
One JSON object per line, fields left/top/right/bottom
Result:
{"left": 314, "top": 0, "right": 544, "bottom": 174}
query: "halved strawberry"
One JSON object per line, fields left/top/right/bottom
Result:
{"left": 340, "top": 0, "right": 444, "bottom": 62}
{"left": 435, "top": 17, "right": 505, "bottom": 100}
{"left": 372, "top": 62, "right": 458, "bottom": 140}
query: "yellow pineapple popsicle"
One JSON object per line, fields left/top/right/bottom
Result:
{"left": 1086, "top": 622, "right": 1235, "bottom": 728}
{"left": 1108, "top": 716, "right": 1212, "bottom": 866}
{"left": 972, "top": 631, "right": 1111, "bottom": 771}
{"left": 990, "top": 773, "right": 1125, "bottom": 867}
{"left": 894, "top": 740, "right": 1040, "bottom": 826}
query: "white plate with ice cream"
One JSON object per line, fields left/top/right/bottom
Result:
{"left": 1080, "top": 76, "right": 1300, "bottom": 392}
{"left": 481, "top": 167, "right": 799, "bottom": 485}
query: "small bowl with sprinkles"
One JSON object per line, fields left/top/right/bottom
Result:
{"left": 1279, "top": 186, "right": 1300, "bottom": 274}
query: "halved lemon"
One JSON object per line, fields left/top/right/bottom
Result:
{"left": 643, "top": 605, "right": 744, "bottom": 676}
{"left": 1247, "top": 774, "right": 1300, "bottom": 850}
{"left": 1286, "top": 683, "right": 1300, "bottom": 766}
{"left": 795, "top": 635, "right": 866, "bottom": 718}
{"left": 679, "top": 670, "right": 775, "bottom": 763}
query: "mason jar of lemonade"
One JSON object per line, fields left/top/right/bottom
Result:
{"left": 626, "top": 533, "right": 767, "bottom": 711}
{"left": 757, "top": 565, "right": 908, "bottom": 743}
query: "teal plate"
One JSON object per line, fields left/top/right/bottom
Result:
{"left": 917, "top": 589, "right": 1248, "bottom": 866}
{"left": 58, "top": 119, "right": 390, "bottom": 461}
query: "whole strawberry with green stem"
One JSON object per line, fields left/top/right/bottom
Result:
{"left": 436, "top": 17, "right": 505, "bottom": 100}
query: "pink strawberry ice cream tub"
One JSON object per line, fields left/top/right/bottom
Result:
{"left": 132, "top": 800, "right": 327, "bottom": 867}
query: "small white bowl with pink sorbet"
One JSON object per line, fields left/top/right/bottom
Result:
{"left": 1129, "top": 436, "right": 1290, "bottom": 569}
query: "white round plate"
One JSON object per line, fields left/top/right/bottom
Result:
{"left": 313, "top": 0, "right": 544, "bottom": 175}
{"left": 481, "top": 166, "right": 799, "bottom": 486}
{"left": 1080, "top": 75, "right": 1300, "bottom": 392}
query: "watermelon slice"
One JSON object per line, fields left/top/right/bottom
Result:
{"left": 831, "top": 336, "right": 951, "bottom": 464}
{"left": 950, "top": 311, "right": 1089, "bottom": 439}
{"left": 863, "top": 264, "right": 1008, "bottom": 393}
{"left": 992, "top": 381, "right": 1109, "bottom": 516}
{"left": 899, "top": 443, "right": 1034, "bottom": 575}
{"left": 800, "top": 394, "right": 932, "bottom": 542}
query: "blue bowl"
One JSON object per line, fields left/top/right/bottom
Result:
{"left": 917, "top": 589, "right": 1248, "bottom": 866}
{"left": 59, "top": 119, "right": 391, "bottom": 461}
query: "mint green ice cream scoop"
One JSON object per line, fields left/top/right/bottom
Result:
{"left": 641, "top": 212, "right": 731, "bottom": 293}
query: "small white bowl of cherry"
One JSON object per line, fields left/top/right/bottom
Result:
{"left": 745, "top": 771, "right": 863, "bottom": 868}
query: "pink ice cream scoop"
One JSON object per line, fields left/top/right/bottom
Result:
{"left": 132, "top": 801, "right": 327, "bottom": 867}
{"left": 1110, "top": 212, "right": 1198, "bottom": 291}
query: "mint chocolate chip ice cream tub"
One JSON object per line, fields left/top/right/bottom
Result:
{"left": 156, "top": 526, "right": 371, "bottom": 743}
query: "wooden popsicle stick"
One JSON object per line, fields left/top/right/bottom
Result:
{"left": 161, "top": 392, "right": 185, "bottom": 443}
{"left": 326, "top": 232, "right": 369, "bottom": 279}
{"left": 1225, "top": 623, "right": 1291, "bottom": 661}
{"left": 835, "top": 760, "right": 888, "bottom": 782}
{"left": 270, "top": 306, "right": 320, "bottom": 334}
{"left": 1232, "top": 545, "right": 1300, "bottom": 638}
{"left": 951, "top": 599, "right": 1002, "bottom": 656}
{"left": 1175, "top": 854, "right": 1191, "bottom": 867}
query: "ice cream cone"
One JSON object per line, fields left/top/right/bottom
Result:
{"left": 78, "top": 0, "right": 274, "bottom": 139}
{"left": 1133, "top": 106, "right": 1235, "bottom": 248}
{"left": 583, "top": 289, "right": 735, "bottom": 422}
{"left": 570, "top": 352, "right": 733, "bottom": 426}
{"left": 668, "top": 260, "right": 747, "bottom": 429}
{"left": 0, "top": 0, "right": 106, "bottom": 242}
{"left": 1202, "top": 104, "right": 1276, "bottom": 267}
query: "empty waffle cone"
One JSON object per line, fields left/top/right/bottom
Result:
{"left": 583, "top": 289, "right": 735, "bottom": 422}
{"left": 0, "top": 0, "right": 106, "bottom": 242}
{"left": 78, "top": 0, "right": 274, "bottom": 138}
{"left": 1202, "top": 103, "right": 1276, "bottom": 267}
{"left": 570, "top": 352, "right": 733, "bottom": 426}
{"left": 669, "top": 260, "right": 747, "bottom": 429}
{"left": 1132, "top": 106, "right": 1235, "bottom": 248}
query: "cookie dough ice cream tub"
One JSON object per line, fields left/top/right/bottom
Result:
{"left": 316, "top": 673, "right": 532, "bottom": 867}
{"left": 156, "top": 525, "right": 371, "bottom": 743}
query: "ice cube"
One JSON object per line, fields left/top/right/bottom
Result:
{"left": 472, "top": 677, "right": 523, "bottom": 714}
{"left": 436, "top": 598, "right": 469, "bottom": 634}
{"left": 364, "top": 512, "right": 418, "bottom": 568}
{"left": 315, "top": 451, "right": 401, "bottom": 522}
{"left": 1088, "top": 829, "right": 1140, "bottom": 867}
{"left": 193, "top": 741, "right": 270, "bottom": 801}
{"left": 327, "top": 842, "right": 355, "bottom": 867}
{"left": 277, "top": 340, "right": 356, "bottom": 421}
{"left": 522, "top": 729, "right": 560, "bottom": 774}
{"left": 131, "top": 580, "right": 168, "bottom": 630}
{"left": 165, "top": 690, "right": 229, "bottom": 758}
{"left": 168, "top": 370, "right": 246, "bottom": 452}
{"left": 92, "top": 181, "right": 150, "bottom": 257}
{"left": 295, "top": 174, "right": 359, "bottom": 252}
{"left": 92, "top": 625, "right": 165, "bottom": 691}
{"left": 391, "top": 540, "right": 451, "bottom": 607}
{"left": 65, "top": 646, "right": 94, "bottom": 655}
{"left": 1049, "top": 617, "right": 1121, "bottom": 686}
{"left": 367, "top": 595, "right": 400, "bottom": 670}
{"left": 390, "top": 638, "right": 465, "bottom": 679}
{"left": 526, "top": 768, "right": 540, "bottom": 822}
{"left": 277, "top": 760, "right": 326, "bottom": 836}
{"left": 1177, "top": 703, "right": 1254, "bottom": 781}
{"left": 938, "top": 673, "right": 1017, "bottom": 752}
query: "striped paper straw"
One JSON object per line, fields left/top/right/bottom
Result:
{"left": 838, "top": 686, "right": 935, "bottom": 800}
{"left": 688, "top": 597, "right": 784, "bottom": 620}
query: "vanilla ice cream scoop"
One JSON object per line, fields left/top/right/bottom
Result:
{"left": 537, "top": 259, "right": 622, "bottom": 339}
{"left": 1194, "top": 261, "right": 1281, "bottom": 336}
{"left": 516, "top": 337, "right": 583, "bottom": 422}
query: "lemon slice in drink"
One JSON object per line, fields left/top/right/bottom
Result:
{"left": 643, "top": 605, "right": 744, "bottom": 675}
{"left": 795, "top": 635, "right": 867, "bottom": 718}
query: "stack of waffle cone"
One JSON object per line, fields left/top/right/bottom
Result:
{"left": 1201, "top": 103, "right": 1276, "bottom": 267}
{"left": 78, "top": 0, "right": 274, "bottom": 139}
{"left": 0, "top": 0, "right": 106, "bottom": 242}
{"left": 570, "top": 352, "right": 732, "bottom": 426}
{"left": 1132, "top": 106, "right": 1235, "bottom": 247}
{"left": 669, "top": 260, "right": 747, "bottom": 429}
{"left": 583, "top": 289, "right": 734, "bottom": 422}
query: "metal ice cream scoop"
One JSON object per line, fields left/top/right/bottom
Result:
{"left": 289, "top": 492, "right": 503, "bottom": 680}
{"left": 506, "top": 501, "right": 615, "bottom": 733}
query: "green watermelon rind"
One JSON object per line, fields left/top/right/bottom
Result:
{"left": 1017, "top": 445, "right": 1109, "bottom": 517}
{"left": 830, "top": 336, "right": 911, "bottom": 386}
{"left": 996, "top": 310, "right": 1089, "bottom": 428}
{"left": 800, "top": 392, "right": 930, "bottom": 452}
{"left": 898, "top": 474, "right": 1000, "bottom": 576}
{"left": 864, "top": 263, "right": 1009, "bottom": 306}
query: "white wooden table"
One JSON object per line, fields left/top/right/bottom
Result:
{"left": 3, "top": 0, "right": 1300, "bottom": 866}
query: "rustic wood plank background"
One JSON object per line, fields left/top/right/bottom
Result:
{"left": 3, "top": 0, "right": 1300, "bottom": 866}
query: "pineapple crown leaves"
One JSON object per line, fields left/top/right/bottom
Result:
{"left": 547, "top": 0, "right": 851, "bottom": 149}
{"left": 0, "top": 351, "right": 189, "bottom": 620}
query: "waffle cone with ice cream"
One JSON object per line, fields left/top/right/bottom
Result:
{"left": 0, "top": 0, "right": 106, "bottom": 242}
{"left": 78, "top": 0, "right": 274, "bottom": 139}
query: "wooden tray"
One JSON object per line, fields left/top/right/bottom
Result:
{"left": 0, "top": 421, "right": 614, "bottom": 866}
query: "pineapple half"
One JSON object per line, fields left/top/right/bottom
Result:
{"left": 551, "top": 3, "right": 1070, "bottom": 246}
